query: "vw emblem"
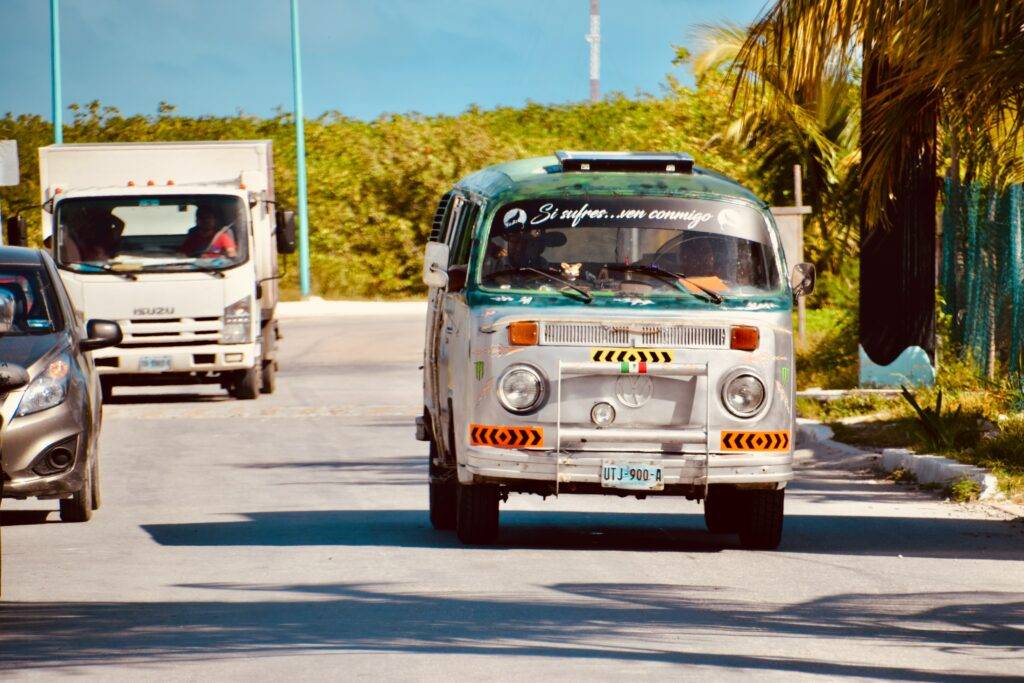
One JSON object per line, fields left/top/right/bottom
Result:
{"left": 615, "top": 375, "right": 653, "bottom": 408}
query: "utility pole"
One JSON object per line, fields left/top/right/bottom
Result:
{"left": 50, "top": 0, "right": 63, "bottom": 143}
{"left": 586, "top": 0, "right": 600, "bottom": 102}
{"left": 289, "top": 0, "right": 311, "bottom": 298}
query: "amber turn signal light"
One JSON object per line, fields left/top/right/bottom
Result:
{"left": 508, "top": 321, "right": 539, "bottom": 346}
{"left": 730, "top": 325, "right": 759, "bottom": 351}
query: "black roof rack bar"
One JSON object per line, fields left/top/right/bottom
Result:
{"left": 555, "top": 150, "right": 694, "bottom": 174}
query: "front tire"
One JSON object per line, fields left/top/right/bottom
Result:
{"left": 428, "top": 438, "right": 457, "bottom": 530}
{"left": 703, "top": 485, "right": 741, "bottom": 534}
{"left": 231, "top": 365, "right": 261, "bottom": 400}
{"left": 456, "top": 483, "right": 500, "bottom": 545}
{"left": 737, "top": 489, "right": 785, "bottom": 550}
{"left": 59, "top": 459, "right": 94, "bottom": 523}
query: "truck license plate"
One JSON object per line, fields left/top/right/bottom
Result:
{"left": 139, "top": 355, "right": 172, "bottom": 373}
{"left": 601, "top": 461, "right": 664, "bottom": 490}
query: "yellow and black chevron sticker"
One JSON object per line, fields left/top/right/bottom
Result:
{"left": 591, "top": 348, "right": 674, "bottom": 363}
{"left": 720, "top": 430, "right": 791, "bottom": 452}
{"left": 470, "top": 424, "right": 545, "bottom": 449}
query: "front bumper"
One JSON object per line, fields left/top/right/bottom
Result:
{"left": 93, "top": 342, "right": 258, "bottom": 376}
{"left": 462, "top": 445, "right": 792, "bottom": 488}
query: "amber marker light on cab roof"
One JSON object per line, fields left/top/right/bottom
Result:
{"left": 508, "top": 321, "right": 539, "bottom": 346}
{"left": 730, "top": 325, "right": 760, "bottom": 351}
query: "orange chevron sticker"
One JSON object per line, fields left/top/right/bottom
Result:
{"left": 720, "top": 430, "right": 791, "bottom": 452}
{"left": 470, "top": 424, "right": 545, "bottom": 449}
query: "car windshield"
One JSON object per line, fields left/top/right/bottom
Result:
{"left": 480, "top": 197, "right": 783, "bottom": 298}
{"left": 0, "top": 266, "right": 63, "bottom": 334}
{"left": 55, "top": 194, "right": 248, "bottom": 273}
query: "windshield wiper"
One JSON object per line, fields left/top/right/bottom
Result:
{"left": 138, "top": 261, "right": 226, "bottom": 278}
{"left": 71, "top": 263, "right": 137, "bottom": 281}
{"left": 605, "top": 263, "right": 724, "bottom": 304}
{"left": 486, "top": 266, "right": 593, "bottom": 303}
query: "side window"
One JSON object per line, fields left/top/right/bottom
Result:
{"left": 449, "top": 203, "right": 480, "bottom": 268}
{"left": 443, "top": 196, "right": 465, "bottom": 248}
{"left": 428, "top": 192, "right": 454, "bottom": 243}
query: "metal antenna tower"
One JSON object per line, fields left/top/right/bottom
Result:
{"left": 587, "top": 0, "right": 600, "bottom": 102}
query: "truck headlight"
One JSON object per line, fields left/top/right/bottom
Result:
{"left": 17, "top": 354, "right": 71, "bottom": 416}
{"left": 222, "top": 295, "right": 252, "bottom": 344}
{"left": 497, "top": 364, "right": 546, "bottom": 414}
{"left": 722, "top": 372, "right": 766, "bottom": 418}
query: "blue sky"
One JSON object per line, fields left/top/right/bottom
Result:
{"left": 0, "top": 0, "right": 767, "bottom": 120}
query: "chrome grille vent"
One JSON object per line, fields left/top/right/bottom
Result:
{"left": 541, "top": 322, "right": 727, "bottom": 349}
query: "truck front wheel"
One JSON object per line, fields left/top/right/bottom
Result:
{"left": 703, "top": 485, "right": 741, "bottom": 534}
{"left": 456, "top": 483, "right": 499, "bottom": 544}
{"left": 737, "top": 489, "right": 785, "bottom": 550}
{"left": 231, "top": 365, "right": 261, "bottom": 400}
{"left": 428, "top": 439, "right": 457, "bottom": 530}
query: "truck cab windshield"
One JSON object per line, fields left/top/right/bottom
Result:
{"left": 480, "top": 197, "right": 783, "bottom": 299}
{"left": 55, "top": 195, "right": 248, "bottom": 274}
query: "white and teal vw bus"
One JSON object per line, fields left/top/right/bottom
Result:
{"left": 417, "top": 152, "right": 815, "bottom": 549}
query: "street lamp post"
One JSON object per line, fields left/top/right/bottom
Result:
{"left": 289, "top": 0, "right": 311, "bottom": 298}
{"left": 50, "top": 0, "right": 63, "bottom": 143}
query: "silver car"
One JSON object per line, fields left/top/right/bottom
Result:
{"left": 418, "top": 152, "right": 815, "bottom": 549}
{"left": 0, "top": 247, "right": 121, "bottom": 522}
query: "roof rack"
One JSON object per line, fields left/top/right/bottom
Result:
{"left": 555, "top": 150, "right": 694, "bottom": 174}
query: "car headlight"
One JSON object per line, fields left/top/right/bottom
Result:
{"left": 17, "top": 353, "right": 71, "bottom": 416}
{"left": 222, "top": 295, "right": 252, "bottom": 344}
{"left": 722, "top": 372, "right": 766, "bottom": 418}
{"left": 497, "top": 364, "right": 546, "bottom": 413}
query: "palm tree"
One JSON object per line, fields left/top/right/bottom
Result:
{"left": 687, "top": 23, "right": 860, "bottom": 271}
{"left": 729, "top": 1, "right": 1024, "bottom": 375}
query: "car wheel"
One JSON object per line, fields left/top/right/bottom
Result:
{"left": 90, "top": 455, "right": 101, "bottom": 510}
{"left": 737, "top": 489, "right": 785, "bottom": 550}
{"left": 59, "top": 459, "right": 94, "bottom": 523}
{"left": 231, "top": 365, "right": 261, "bottom": 400}
{"left": 428, "top": 438, "right": 457, "bottom": 530}
{"left": 456, "top": 483, "right": 500, "bottom": 545}
{"left": 703, "top": 485, "right": 741, "bottom": 534}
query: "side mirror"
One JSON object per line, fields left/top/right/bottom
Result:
{"left": 422, "top": 242, "right": 450, "bottom": 289}
{"left": 274, "top": 209, "right": 297, "bottom": 254}
{"left": 80, "top": 319, "right": 123, "bottom": 352}
{"left": 447, "top": 265, "right": 468, "bottom": 293}
{"left": 0, "top": 363, "right": 29, "bottom": 393}
{"left": 5, "top": 215, "right": 26, "bottom": 247}
{"left": 791, "top": 262, "right": 816, "bottom": 297}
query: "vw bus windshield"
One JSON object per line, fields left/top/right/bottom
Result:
{"left": 55, "top": 194, "right": 248, "bottom": 274}
{"left": 480, "top": 198, "right": 783, "bottom": 299}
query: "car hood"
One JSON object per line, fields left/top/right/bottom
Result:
{"left": 0, "top": 333, "right": 60, "bottom": 371}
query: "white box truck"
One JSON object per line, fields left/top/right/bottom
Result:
{"left": 32, "top": 141, "right": 296, "bottom": 400}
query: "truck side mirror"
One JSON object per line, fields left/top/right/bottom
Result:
{"left": 275, "top": 209, "right": 297, "bottom": 254}
{"left": 422, "top": 242, "right": 450, "bottom": 289}
{"left": 80, "top": 319, "right": 123, "bottom": 352}
{"left": 791, "top": 262, "right": 816, "bottom": 297}
{"left": 5, "top": 215, "right": 26, "bottom": 247}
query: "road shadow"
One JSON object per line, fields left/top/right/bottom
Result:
{"left": 1, "top": 582, "right": 1020, "bottom": 678}
{"left": 238, "top": 456, "right": 426, "bottom": 487}
{"left": 0, "top": 509, "right": 54, "bottom": 526}
{"left": 141, "top": 509, "right": 1024, "bottom": 559}
{"left": 104, "top": 391, "right": 229, "bottom": 405}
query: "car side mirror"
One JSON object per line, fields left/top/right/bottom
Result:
{"left": 0, "top": 363, "right": 29, "bottom": 393}
{"left": 80, "top": 319, "right": 123, "bottom": 352}
{"left": 422, "top": 242, "right": 450, "bottom": 289}
{"left": 791, "top": 262, "right": 816, "bottom": 297}
{"left": 5, "top": 215, "right": 26, "bottom": 247}
{"left": 447, "top": 265, "right": 468, "bottom": 293}
{"left": 274, "top": 209, "right": 297, "bottom": 254}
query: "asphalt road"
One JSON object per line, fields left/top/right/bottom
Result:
{"left": 2, "top": 309, "right": 1023, "bottom": 681}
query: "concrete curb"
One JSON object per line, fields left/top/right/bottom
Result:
{"left": 794, "top": 419, "right": 1002, "bottom": 501}
{"left": 278, "top": 299, "right": 428, "bottom": 318}
{"left": 879, "top": 448, "right": 1001, "bottom": 501}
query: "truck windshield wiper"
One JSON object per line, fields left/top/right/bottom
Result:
{"left": 486, "top": 266, "right": 593, "bottom": 303}
{"left": 71, "top": 263, "right": 137, "bottom": 281}
{"left": 139, "top": 261, "right": 226, "bottom": 278}
{"left": 605, "top": 263, "right": 724, "bottom": 304}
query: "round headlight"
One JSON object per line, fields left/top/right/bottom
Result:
{"left": 722, "top": 373, "right": 766, "bottom": 417}
{"left": 497, "top": 364, "right": 545, "bottom": 413}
